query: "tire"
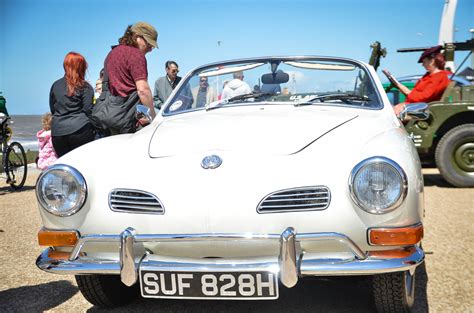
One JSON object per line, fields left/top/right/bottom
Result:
{"left": 372, "top": 271, "right": 415, "bottom": 313}
{"left": 6, "top": 141, "right": 27, "bottom": 189}
{"left": 75, "top": 274, "right": 140, "bottom": 308}
{"left": 435, "top": 123, "right": 474, "bottom": 187}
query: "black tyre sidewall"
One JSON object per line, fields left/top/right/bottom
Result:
{"left": 435, "top": 123, "right": 474, "bottom": 187}
{"left": 6, "top": 141, "right": 27, "bottom": 189}
{"left": 75, "top": 274, "right": 140, "bottom": 308}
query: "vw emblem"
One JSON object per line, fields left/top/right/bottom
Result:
{"left": 201, "top": 155, "right": 222, "bottom": 169}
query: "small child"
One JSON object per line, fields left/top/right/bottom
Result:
{"left": 36, "top": 113, "right": 58, "bottom": 170}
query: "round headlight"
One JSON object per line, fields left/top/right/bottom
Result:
{"left": 36, "top": 164, "right": 87, "bottom": 216}
{"left": 349, "top": 157, "right": 407, "bottom": 214}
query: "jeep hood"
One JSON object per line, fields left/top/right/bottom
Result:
{"left": 149, "top": 107, "right": 358, "bottom": 157}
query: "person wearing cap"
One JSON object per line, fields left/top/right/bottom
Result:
{"left": 383, "top": 45, "right": 451, "bottom": 116}
{"left": 99, "top": 22, "right": 157, "bottom": 133}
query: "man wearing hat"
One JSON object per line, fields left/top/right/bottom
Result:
{"left": 96, "top": 22, "right": 158, "bottom": 134}
{"left": 383, "top": 45, "right": 451, "bottom": 116}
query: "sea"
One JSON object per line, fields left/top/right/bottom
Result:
{"left": 8, "top": 115, "right": 43, "bottom": 152}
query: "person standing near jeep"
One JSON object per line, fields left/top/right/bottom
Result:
{"left": 383, "top": 45, "right": 451, "bottom": 115}
{"left": 94, "top": 22, "right": 157, "bottom": 134}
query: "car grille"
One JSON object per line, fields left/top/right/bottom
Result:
{"left": 257, "top": 186, "right": 330, "bottom": 213}
{"left": 109, "top": 189, "right": 164, "bottom": 214}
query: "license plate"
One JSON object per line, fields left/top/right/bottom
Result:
{"left": 140, "top": 270, "right": 279, "bottom": 299}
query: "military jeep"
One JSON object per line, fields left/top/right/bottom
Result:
{"left": 371, "top": 40, "right": 474, "bottom": 187}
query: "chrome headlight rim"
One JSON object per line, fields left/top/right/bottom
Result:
{"left": 349, "top": 156, "right": 408, "bottom": 214}
{"left": 35, "top": 164, "right": 87, "bottom": 217}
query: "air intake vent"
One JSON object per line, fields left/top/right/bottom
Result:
{"left": 257, "top": 186, "right": 330, "bottom": 213}
{"left": 109, "top": 189, "right": 164, "bottom": 214}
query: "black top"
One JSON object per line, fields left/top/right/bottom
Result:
{"left": 49, "top": 77, "right": 94, "bottom": 136}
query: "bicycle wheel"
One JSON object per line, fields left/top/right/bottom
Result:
{"left": 6, "top": 141, "right": 27, "bottom": 189}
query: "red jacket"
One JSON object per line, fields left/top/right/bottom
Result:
{"left": 406, "top": 70, "right": 451, "bottom": 103}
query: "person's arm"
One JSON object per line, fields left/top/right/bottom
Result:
{"left": 49, "top": 85, "right": 56, "bottom": 114}
{"left": 382, "top": 69, "right": 411, "bottom": 96}
{"left": 396, "top": 82, "right": 411, "bottom": 96}
{"left": 136, "top": 79, "right": 156, "bottom": 118}
{"left": 82, "top": 84, "right": 94, "bottom": 116}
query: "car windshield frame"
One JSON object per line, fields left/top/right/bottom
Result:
{"left": 162, "top": 56, "right": 383, "bottom": 116}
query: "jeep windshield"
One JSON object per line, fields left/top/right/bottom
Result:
{"left": 163, "top": 57, "right": 382, "bottom": 115}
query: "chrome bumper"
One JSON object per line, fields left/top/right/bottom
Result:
{"left": 36, "top": 227, "right": 424, "bottom": 288}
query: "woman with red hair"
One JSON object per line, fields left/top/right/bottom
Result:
{"left": 383, "top": 45, "right": 452, "bottom": 116}
{"left": 50, "top": 52, "right": 95, "bottom": 157}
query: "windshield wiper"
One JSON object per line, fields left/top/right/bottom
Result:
{"left": 294, "top": 93, "right": 369, "bottom": 106}
{"left": 206, "top": 92, "right": 275, "bottom": 111}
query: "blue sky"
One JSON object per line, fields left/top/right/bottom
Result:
{"left": 1, "top": 0, "right": 473, "bottom": 115}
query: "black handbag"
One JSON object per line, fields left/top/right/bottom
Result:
{"left": 90, "top": 61, "right": 139, "bottom": 134}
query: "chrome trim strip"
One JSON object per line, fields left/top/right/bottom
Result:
{"left": 38, "top": 228, "right": 426, "bottom": 287}
{"left": 260, "top": 203, "right": 329, "bottom": 208}
{"left": 257, "top": 186, "right": 331, "bottom": 214}
{"left": 69, "top": 231, "right": 365, "bottom": 260}
{"left": 37, "top": 246, "right": 424, "bottom": 277}
{"left": 109, "top": 188, "right": 165, "bottom": 215}
{"left": 297, "top": 232, "right": 366, "bottom": 260}
{"left": 300, "top": 247, "right": 424, "bottom": 275}
{"left": 120, "top": 227, "right": 137, "bottom": 286}
{"left": 70, "top": 234, "right": 120, "bottom": 261}
{"left": 263, "top": 196, "right": 330, "bottom": 202}
{"left": 279, "top": 227, "right": 298, "bottom": 288}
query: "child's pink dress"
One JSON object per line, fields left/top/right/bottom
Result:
{"left": 37, "top": 129, "right": 58, "bottom": 170}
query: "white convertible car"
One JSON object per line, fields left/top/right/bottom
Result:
{"left": 36, "top": 56, "right": 427, "bottom": 312}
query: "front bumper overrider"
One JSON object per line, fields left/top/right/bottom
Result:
{"left": 36, "top": 227, "right": 424, "bottom": 288}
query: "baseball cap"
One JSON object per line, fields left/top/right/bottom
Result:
{"left": 418, "top": 45, "right": 442, "bottom": 63}
{"left": 131, "top": 22, "right": 158, "bottom": 48}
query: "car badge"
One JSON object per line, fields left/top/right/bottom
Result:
{"left": 201, "top": 155, "right": 222, "bottom": 169}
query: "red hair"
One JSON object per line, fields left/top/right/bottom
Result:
{"left": 433, "top": 52, "right": 446, "bottom": 70}
{"left": 63, "top": 52, "right": 88, "bottom": 96}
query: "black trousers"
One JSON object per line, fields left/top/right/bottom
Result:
{"left": 52, "top": 123, "right": 95, "bottom": 157}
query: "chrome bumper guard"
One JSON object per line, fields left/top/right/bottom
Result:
{"left": 36, "top": 227, "right": 424, "bottom": 288}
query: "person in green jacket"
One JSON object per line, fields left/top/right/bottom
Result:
{"left": 0, "top": 92, "right": 9, "bottom": 116}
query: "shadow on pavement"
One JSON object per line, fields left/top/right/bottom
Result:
{"left": 85, "top": 265, "right": 429, "bottom": 313}
{"left": 87, "top": 276, "right": 375, "bottom": 313}
{"left": 413, "top": 262, "right": 429, "bottom": 313}
{"left": 0, "top": 280, "right": 78, "bottom": 312}
{"left": 423, "top": 173, "right": 452, "bottom": 188}
{"left": 0, "top": 185, "right": 36, "bottom": 196}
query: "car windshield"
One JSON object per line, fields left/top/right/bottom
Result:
{"left": 163, "top": 57, "right": 381, "bottom": 115}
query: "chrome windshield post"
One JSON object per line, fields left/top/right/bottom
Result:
{"left": 279, "top": 227, "right": 298, "bottom": 288}
{"left": 120, "top": 227, "right": 137, "bottom": 286}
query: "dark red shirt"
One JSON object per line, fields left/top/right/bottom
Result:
{"left": 406, "top": 70, "right": 451, "bottom": 103}
{"left": 105, "top": 45, "right": 148, "bottom": 97}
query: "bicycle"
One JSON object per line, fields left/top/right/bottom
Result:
{"left": 0, "top": 114, "right": 27, "bottom": 189}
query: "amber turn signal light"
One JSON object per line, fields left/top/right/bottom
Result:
{"left": 369, "top": 247, "right": 416, "bottom": 259}
{"left": 38, "top": 229, "right": 79, "bottom": 247}
{"left": 368, "top": 224, "right": 423, "bottom": 246}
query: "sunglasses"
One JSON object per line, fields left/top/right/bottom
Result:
{"left": 170, "top": 69, "right": 179, "bottom": 74}
{"left": 200, "top": 79, "right": 208, "bottom": 83}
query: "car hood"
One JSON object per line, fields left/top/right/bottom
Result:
{"left": 149, "top": 106, "right": 358, "bottom": 157}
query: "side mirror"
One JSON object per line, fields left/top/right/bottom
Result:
{"left": 136, "top": 104, "right": 152, "bottom": 123}
{"left": 399, "top": 102, "right": 429, "bottom": 121}
{"left": 261, "top": 72, "right": 289, "bottom": 84}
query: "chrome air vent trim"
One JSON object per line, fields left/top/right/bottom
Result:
{"left": 109, "top": 189, "right": 164, "bottom": 214}
{"left": 257, "top": 186, "right": 330, "bottom": 213}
